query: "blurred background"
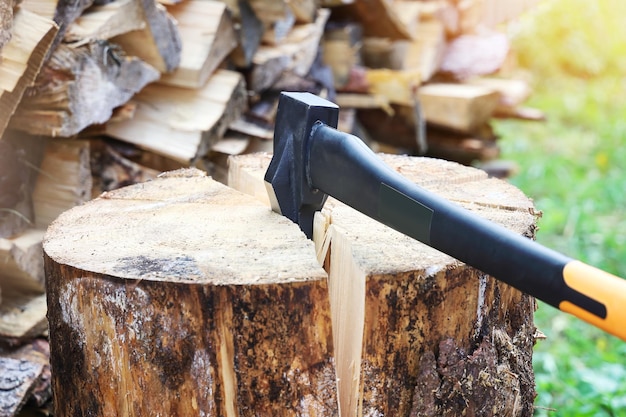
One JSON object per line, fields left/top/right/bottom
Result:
{"left": 494, "top": 0, "right": 626, "bottom": 414}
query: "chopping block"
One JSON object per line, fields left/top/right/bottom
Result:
{"left": 44, "top": 156, "right": 538, "bottom": 416}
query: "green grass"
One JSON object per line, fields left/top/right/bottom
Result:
{"left": 492, "top": 1, "right": 626, "bottom": 414}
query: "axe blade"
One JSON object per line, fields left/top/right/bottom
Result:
{"left": 264, "top": 92, "right": 339, "bottom": 238}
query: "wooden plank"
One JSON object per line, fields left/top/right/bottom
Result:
{"left": 159, "top": 0, "right": 237, "bottom": 88}
{"left": 0, "top": 8, "right": 58, "bottom": 137}
{"left": 105, "top": 69, "right": 247, "bottom": 164}
{"left": 10, "top": 41, "right": 159, "bottom": 137}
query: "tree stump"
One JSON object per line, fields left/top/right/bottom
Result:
{"left": 228, "top": 153, "right": 538, "bottom": 417}
{"left": 45, "top": 154, "right": 538, "bottom": 417}
{"left": 43, "top": 169, "right": 338, "bottom": 416}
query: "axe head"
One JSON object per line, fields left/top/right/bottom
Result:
{"left": 265, "top": 92, "right": 339, "bottom": 238}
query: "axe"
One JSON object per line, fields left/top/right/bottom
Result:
{"left": 265, "top": 91, "right": 626, "bottom": 341}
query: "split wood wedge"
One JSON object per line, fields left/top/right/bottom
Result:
{"left": 265, "top": 91, "right": 626, "bottom": 341}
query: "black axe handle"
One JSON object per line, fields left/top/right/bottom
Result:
{"left": 265, "top": 92, "right": 626, "bottom": 341}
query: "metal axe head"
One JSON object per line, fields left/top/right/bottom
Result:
{"left": 264, "top": 92, "right": 339, "bottom": 238}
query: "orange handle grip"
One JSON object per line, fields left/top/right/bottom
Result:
{"left": 561, "top": 260, "right": 626, "bottom": 340}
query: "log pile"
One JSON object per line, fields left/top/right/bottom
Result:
{"left": 0, "top": 0, "right": 542, "bottom": 415}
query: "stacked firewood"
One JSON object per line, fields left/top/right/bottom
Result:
{"left": 0, "top": 0, "right": 540, "bottom": 414}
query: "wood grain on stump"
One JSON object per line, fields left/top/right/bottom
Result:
{"left": 43, "top": 168, "right": 337, "bottom": 416}
{"left": 229, "top": 153, "right": 538, "bottom": 417}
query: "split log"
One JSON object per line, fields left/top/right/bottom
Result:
{"left": 64, "top": 0, "right": 146, "bottom": 43}
{"left": 0, "top": 227, "right": 44, "bottom": 294}
{"left": 0, "top": 338, "right": 51, "bottom": 415}
{"left": 110, "top": 0, "right": 181, "bottom": 73}
{"left": 424, "top": 128, "right": 500, "bottom": 165}
{"left": 289, "top": 0, "right": 318, "bottom": 23}
{"left": 322, "top": 23, "right": 362, "bottom": 89}
{"left": 355, "top": 103, "right": 499, "bottom": 163}
{"left": 249, "top": 8, "right": 329, "bottom": 93}
{"left": 465, "top": 77, "right": 535, "bottom": 118}
{"left": 10, "top": 41, "right": 159, "bottom": 137}
{"left": 229, "top": 116, "right": 274, "bottom": 140}
{"left": 451, "top": 0, "right": 485, "bottom": 35}
{"left": 159, "top": 0, "right": 237, "bottom": 88}
{"left": 390, "top": 0, "right": 422, "bottom": 35}
{"left": 0, "top": 0, "right": 15, "bottom": 54}
{"left": 361, "top": 19, "right": 445, "bottom": 82}
{"left": 0, "top": 356, "right": 45, "bottom": 417}
{"left": 481, "top": 0, "right": 542, "bottom": 28}
{"left": 418, "top": 83, "right": 501, "bottom": 133}
{"left": 245, "top": 0, "right": 289, "bottom": 24}
{"left": 0, "top": 8, "right": 57, "bottom": 137}
{"left": 335, "top": 93, "right": 391, "bottom": 112}
{"left": 89, "top": 139, "right": 160, "bottom": 195}
{"left": 364, "top": 68, "right": 421, "bottom": 106}
{"left": 19, "top": 0, "right": 57, "bottom": 19}
{"left": 262, "top": 7, "right": 295, "bottom": 45}
{"left": 331, "top": 0, "right": 413, "bottom": 40}
{"left": 228, "top": 153, "right": 538, "bottom": 417}
{"left": 20, "top": 0, "right": 94, "bottom": 54}
{"left": 104, "top": 69, "right": 247, "bottom": 164}
{"left": 0, "top": 140, "right": 32, "bottom": 239}
{"left": 43, "top": 168, "right": 338, "bottom": 416}
{"left": 494, "top": 106, "right": 546, "bottom": 121}
{"left": 32, "top": 139, "right": 92, "bottom": 228}
{"left": 0, "top": 291, "right": 48, "bottom": 343}
{"left": 227, "top": 0, "right": 263, "bottom": 68}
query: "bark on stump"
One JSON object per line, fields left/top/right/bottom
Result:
{"left": 43, "top": 168, "right": 337, "bottom": 416}
{"left": 229, "top": 153, "right": 538, "bottom": 417}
